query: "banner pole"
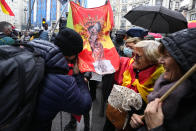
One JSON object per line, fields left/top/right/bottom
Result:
{"left": 26, "top": 0, "right": 36, "bottom": 31}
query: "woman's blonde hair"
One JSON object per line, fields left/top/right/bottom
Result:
{"left": 125, "top": 37, "right": 141, "bottom": 44}
{"left": 134, "top": 40, "right": 161, "bottom": 64}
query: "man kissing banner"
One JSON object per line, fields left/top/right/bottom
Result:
{"left": 69, "top": 1, "right": 120, "bottom": 75}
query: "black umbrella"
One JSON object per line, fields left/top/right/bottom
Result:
{"left": 124, "top": 5, "right": 187, "bottom": 33}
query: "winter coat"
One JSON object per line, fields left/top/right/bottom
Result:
{"left": 0, "top": 33, "right": 15, "bottom": 45}
{"left": 39, "top": 30, "right": 49, "bottom": 41}
{"left": 28, "top": 39, "right": 92, "bottom": 131}
{"left": 138, "top": 28, "right": 196, "bottom": 131}
{"left": 112, "top": 38, "right": 125, "bottom": 56}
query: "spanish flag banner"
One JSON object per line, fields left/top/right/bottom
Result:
{"left": 70, "top": 1, "right": 120, "bottom": 75}
{"left": 188, "top": 20, "right": 196, "bottom": 28}
{"left": 0, "top": 0, "right": 14, "bottom": 16}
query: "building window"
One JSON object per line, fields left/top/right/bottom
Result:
{"left": 120, "top": 20, "right": 126, "bottom": 29}
{"left": 122, "top": 0, "right": 127, "bottom": 3}
{"left": 156, "top": 0, "right": 163, "bottom": 6}
{"left": 169, "top": 1, "right": 173, "bottom": 9}
{"left": 193, "top": 0, "right": 196, "bottom": 9}
{"left": 121, "top": 5, "right": 127, "bottom": 12}
{"left": 190, "top": 14, "right": 196, "bottom": 21}
{"left": 145, "top": 1, "right": 149, "bottom": 6}
{"left": 113, "top": 6, "right": 116, "bottom": 12}
{"left": 175, "top": 2, "right": 179, "bottom": 9}
{"left": 132, "top": 5, "right": 136, "bottom": 9}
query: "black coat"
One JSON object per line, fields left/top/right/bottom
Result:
{"left": 28, "top": 39, "right": 92, "bottom": 131}
{"left": 112, "top": 38, "right": 125, "bottom": 57}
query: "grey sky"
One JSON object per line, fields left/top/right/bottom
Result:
{"left": 87, "top": 0, "right": 106, "bottom": 8}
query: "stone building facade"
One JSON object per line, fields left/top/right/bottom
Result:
{"left": 0, "top": 0, "right": 29, "bottom": 30}
{"left": 110, "top": 0, "right": 186, "bottom": 30}
{"left": 180, "top": 0, "right": 196, "bottom": 21}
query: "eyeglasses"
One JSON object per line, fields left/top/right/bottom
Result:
{"left": 135, "top": 54, "right": 142, "bottom": 60}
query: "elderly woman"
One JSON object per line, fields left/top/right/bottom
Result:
{"left": 103, "top": 40, "right": 164, "bottom": 131}
{"left": 130, "top": 28, "right": 196, "bottom": 131}
{"left": 123, "top": 37, "right": 141, "bottom": 57}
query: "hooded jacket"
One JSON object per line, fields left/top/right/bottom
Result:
{"left": 28, "top": 39, "right": 92, "bottom": 131}
{"left": 139, "top": 28, "right": 196, "bottom": 131}
{"left": 161, "top": 28, "right": 196, "bottom": 82}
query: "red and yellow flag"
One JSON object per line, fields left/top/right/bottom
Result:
{"left": 0, "top": 0, "right": 14, "bottom": 16}
{"left": 114, "top": 57, "right": 164, "bottom": 103}
{"left": 70, "top": 1, "right": 120, "bottom": 75}
{"left": 188, "top": 20, "right": 196, "bottom": 28}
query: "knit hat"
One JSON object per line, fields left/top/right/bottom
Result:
{"left": 126, "top": 27, "right": 148, "bottom": 38}
{"left": 54, "top": 28, "right": 83, "bottom": 56}
{"left": 160, "top": 28, "right": 196, "bottom": 85}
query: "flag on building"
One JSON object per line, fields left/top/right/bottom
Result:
{"left": 69, "top": 0, "right": 120, "bottom": 75}
{"left": 0, "top": 0, "right": 14, "bottom": 16}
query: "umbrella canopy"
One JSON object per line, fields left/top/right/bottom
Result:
{"left": 126, "top": 27, "right": 148, "bottom": 37}
{"left": 188, "top": 20, "right": 196, "bottom": 28}
{"left": 124, "top": 5, "right": 187, "bottom": 33}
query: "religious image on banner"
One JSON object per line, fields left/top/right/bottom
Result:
{"left": 70, "top": 1, "right": 120, "bottom": 75}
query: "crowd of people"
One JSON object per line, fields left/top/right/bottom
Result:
{"left": 0, "top": 19, "right": 196, "bottom": 131}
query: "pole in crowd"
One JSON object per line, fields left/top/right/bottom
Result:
{"left": 138, "top": 64, "right": 196, "bottom": 121}
{"left": 49, "top": 0, "right": 68, "bottom": 41}
{"left": 27, "top": 0, "right": 36, "bottom": 30}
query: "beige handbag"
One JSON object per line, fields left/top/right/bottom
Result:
{"left": 106, "top": 84, "right": 142, "bottom": 129}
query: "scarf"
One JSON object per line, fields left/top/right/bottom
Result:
{"left": 115, "top": 57, "right": 164, "bottom": 103}
{"left": 147, "top": 74, "right": 191, "bottom": 119}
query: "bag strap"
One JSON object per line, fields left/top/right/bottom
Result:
{"left": 12, "top": 44, "right": 42, "bottom": 58}
{"left": 12, "top": 43, "right": 34, "bottom": 52}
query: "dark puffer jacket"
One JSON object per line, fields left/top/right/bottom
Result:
{"left": 28, "top": 39, "right": 92, "bottom": 131}
{"left": 139, "top": 28, "right": 196, "bottom": 131}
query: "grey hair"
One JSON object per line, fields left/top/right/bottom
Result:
{"left": 134, "top": 40, "right": 161, "bottom": 64}
{"left": 0, "top": 21, "right": 12, "bottom": 32}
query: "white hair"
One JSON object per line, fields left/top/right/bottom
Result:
{"left": 134, "top": 40, "right": 161, "bottom": 63}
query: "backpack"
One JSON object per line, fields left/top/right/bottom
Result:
{"left": 0, "top": 44, "right": 45, "bottom": 131}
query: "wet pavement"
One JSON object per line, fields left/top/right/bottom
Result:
{"left": 51, "top": 86, "right": 106, "bottom": 131}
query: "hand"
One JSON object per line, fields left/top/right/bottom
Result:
{"left": 144, "top": 98, "right": 164, "bottom": 130}
{"left": 73, "top": 59, "right": 80, "bottom": 75}
{"left": 130, "top": 114, "right": 144, "bottom": 129}
{"left": 84, "top": 77, "right": 89, "bottom": 83}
